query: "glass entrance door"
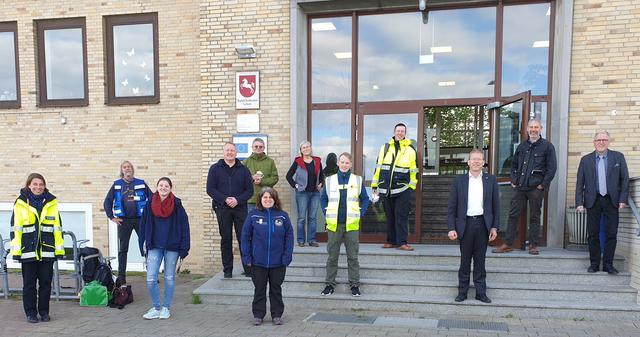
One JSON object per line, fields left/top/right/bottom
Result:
{"left": 489, "top": 91, "right": 531, "bottom": 248}
{"left": 357, "top": 105, "right": 422, "bottom": 243}
{"left": 422, "top": 105, "right": 489, "bottom": 243}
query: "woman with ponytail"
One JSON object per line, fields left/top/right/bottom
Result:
{"left": 138, "top": 177, "right": 190, "bottom": 320}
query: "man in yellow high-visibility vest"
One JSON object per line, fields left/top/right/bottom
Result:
{"left": 320, "top": 153, "right": 370, "bottom": 297}
{"left": 371, "top": 123, "right": 418, "bottom": 251}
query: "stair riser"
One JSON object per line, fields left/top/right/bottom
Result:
{"left": 213, "top": 280, "right": 637, "bottom": 303}
{"left": 199, "top": 293, "right": 640, "bottom": 320}
{"left": 293, "top": 254, "right": 603, "bottom": 269}
{"left": 285, "top": 266, "right": 631, "bottom": 285}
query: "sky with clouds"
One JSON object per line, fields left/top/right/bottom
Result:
{"left": 44, "top": 28, "right": 85, "bottom": 99}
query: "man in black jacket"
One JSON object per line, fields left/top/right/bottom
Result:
{"left": 575, "top": 131, "right": 629, "bottom": 274}
{"left": 493, "top": 119, "right": 556, "bottom": 255}
{"left": 207, "top": 142, "right": 254, "bottom": 278}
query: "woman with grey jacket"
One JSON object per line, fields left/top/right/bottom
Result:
{"left": 285, "top": 141, "right": 324, "bottom": 247}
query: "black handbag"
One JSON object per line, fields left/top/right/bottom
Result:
{"left": 109, "top": 285, "right": 133, "bottom": 309}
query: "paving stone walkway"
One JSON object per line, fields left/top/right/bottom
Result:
{"left": 1, "top": 274, "right": 639, "bottom": 337}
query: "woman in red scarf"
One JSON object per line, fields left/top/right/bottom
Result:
{"left": 138, "top": 177, "right": 190, "bottom": 320}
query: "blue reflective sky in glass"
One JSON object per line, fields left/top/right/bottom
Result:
{"left": 0, "top": 32, "right": 17, "bottom": 101}
{"left": 502, "top": 3, "right": 550, "bottom": 96}
{"left": 311, "top": 109, "right": 351, "bottom": 167}
{"left": 113, "top": 23, "right": 155, "bottom": 97}
{"left": 44, "top": 28, "right": 84, "bottom": 99}
{"left": 363, "top": 113, "right": 418, "bottom": 180}
{"left": 312, "top": 17, "right": 352, "bottom": 104}
{"left": 358, "top": 8, "right": 495, "bottom": 101}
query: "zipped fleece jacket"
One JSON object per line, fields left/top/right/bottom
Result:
{"left": 240, "top": 208, "right": 294, "bottom": 268}
{"left": 138, "top": 196, "right": 191, "bottom": 259}
{"left": 242, "top": 153, "right": 279, "bottom": 204}
{"left": 206, "top": 159, "right": 254, "bottom": 209}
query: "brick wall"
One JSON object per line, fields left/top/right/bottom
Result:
{"left": 567, "top": 0, "right": 640, "bottom": 199}
{"left": 0, "top": 0, "right": 292, "bottom": 275}
{"left": 199, "top": 0, "right": 291, "bottom": 273}
{"left": 0, "top": 1, "right": 203, "bottom": 271}
{"left": 569, "top": 0, "right": 640, "bottom": 294}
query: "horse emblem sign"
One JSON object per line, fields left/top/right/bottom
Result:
{"left": 236, "top": 71, "right": 260, "bottom": 109}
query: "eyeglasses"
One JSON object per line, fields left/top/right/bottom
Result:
{"left": 253, "top": 145, "right": 264, "bottom": 149}
{"left": 594, "top": 139, "right": 609, "bottom": 143}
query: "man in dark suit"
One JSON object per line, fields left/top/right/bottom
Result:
{"left": 575, "top": 130, "right": 629, "bottom": 274}
{"left": 447, "top": 149, "right": 499, "bottom": 303}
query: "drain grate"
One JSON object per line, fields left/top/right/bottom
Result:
{"left": 306, "top": 312, "right": 376, "bottom": 324}
{"left": 306, "top": 312, "right": 509, "bottom": 332}
{"left": 437, "top": 319, "right": 509, "bottom": 332}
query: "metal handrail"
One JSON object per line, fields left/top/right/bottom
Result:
{"left": 1, "top": 230, "right": 86, "bottom": 300}
{"left": 52, "top": 231, "right": 88, "bottom": 300}
{"left": 627, "top": 196, "right": 640, "bottom": 237}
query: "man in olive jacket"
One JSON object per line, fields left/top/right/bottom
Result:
{"left": 243, "top": 138, "right": 279, "bottom": 212}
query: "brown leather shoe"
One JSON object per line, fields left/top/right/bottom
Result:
{"left": 492, "top": 244, "right": 513, "bottom": 253}
{"left": 397, "top": 244, "right": 414, "bottom": 251}
{"left": 382, "top": 243, "right": 398, "bottom": 248}
{"left": 528, "top": 244, "right": 539, "bottom": 255}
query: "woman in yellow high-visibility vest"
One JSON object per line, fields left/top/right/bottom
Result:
{"left": 10, "top": 173, "right": 64, "bottom": 323}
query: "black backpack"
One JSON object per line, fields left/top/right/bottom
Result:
{"left": 78, "top": 247, "right": 101, "bottom": 283}
{"left": 94, "top": 262, "right": 115, "bottom": 292}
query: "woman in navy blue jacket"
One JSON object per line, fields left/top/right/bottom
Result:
{"left": 138, "top": 177, "right": 190, "bottom": 320}
{"left": 241, "top": 187, "right": 294, "bottom": 326}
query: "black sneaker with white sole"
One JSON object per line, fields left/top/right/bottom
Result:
{"left": 351, "top": 286, "right": 361, "bottom": 297}
{"left": 321, "top": 285, "right": 334, "bottom": 296}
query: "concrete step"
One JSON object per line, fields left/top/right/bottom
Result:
{"left": 210, "top": 274, "right": 637, "bottom": 303}
{"left": 292, "top": 245, "right": 624, "bottom": 270}
{"left": 286, "top": 262, "right": 632, "bottom": 286}
{"left": 197, "top": 245, "right": 639, "bottom": 321}
{"left": 193, "top": 287, "right": 640, "bottom": 321}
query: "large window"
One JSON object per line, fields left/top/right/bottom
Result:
{"left": 311, "top": 109, "right": 352, "bottom": 164}
{"left": 36, "top": 18, "right": 88, "bottom": 107}
{"left": 358, "top": 8, "right": 496, "bottom": 101}
{"left": 0, "top": 22, "right": 19, "bottom": 108}
{"left": 105, "top": 13, "right": 159, "bottom": 105}
{"left": 311, "top": 17, "right": 352, "bottom": 104}
{"left": 502, "top": 3, "right": 551, "bottom": 96}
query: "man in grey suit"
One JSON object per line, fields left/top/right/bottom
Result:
{"left": 447, "top": 149, "right": 499, "bottom": 303}
{"left": 576, "top": 130, "right": 629, "bottom": 274}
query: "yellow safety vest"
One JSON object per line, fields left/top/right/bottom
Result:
{"left": 325, "top": 173, "right": 362, "bottom": 232}
{"left": 371, "top": 138, "right": 418, "bottom": 195}
{"left": 10, "top": 197, "right": 64, "bottom": 262}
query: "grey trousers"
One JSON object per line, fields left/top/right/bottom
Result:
{"left": 325, "top": 223, "right": 360, "bottom": 287}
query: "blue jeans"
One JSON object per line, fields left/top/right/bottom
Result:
{"left": 295, "top": 190, "right": 320, "bottom": 244}
{"left": 146, "top": 249, "right": 179, "bottom": 309}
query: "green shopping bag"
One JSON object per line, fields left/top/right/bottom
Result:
{"left": 80, "top": 280, "right": 111, "bottom": 306}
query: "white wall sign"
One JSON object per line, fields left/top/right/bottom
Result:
{"left": 237, "top": 114, "right": 260, "bottom": 133}
{"left": 236, "top": 71, "right": 260, "bottom": 109}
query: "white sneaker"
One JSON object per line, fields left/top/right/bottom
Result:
{"left": 143, "top": 307, "right": 161, "bottom": 320}
{"left": 159, "top": 307, "right": 171, "bottom": 319}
